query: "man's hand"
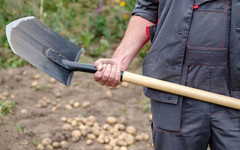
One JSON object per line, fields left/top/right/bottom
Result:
{"left": 94, "top": 58, "right": 122, "bottom": 87}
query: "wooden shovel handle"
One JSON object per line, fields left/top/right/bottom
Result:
{"left": 122, "top": 71, "right": 240, "bottom": 110}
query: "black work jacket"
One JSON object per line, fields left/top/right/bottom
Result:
{"left": 133, "top": 0, "right": 240, "bottom": 102}
{"left": 132, "top": 0, "right": 240, "bottom": 131}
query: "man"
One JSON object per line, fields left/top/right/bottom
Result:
{"left": 94, "top": 0, "right": 240, "bottom": 149}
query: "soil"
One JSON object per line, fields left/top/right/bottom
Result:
{"left": 0, "top": 65, "right": 153, "bottom": 150}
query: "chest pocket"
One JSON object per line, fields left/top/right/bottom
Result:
{"left": 187, "top": 0, "right": 230, "bottom": 50}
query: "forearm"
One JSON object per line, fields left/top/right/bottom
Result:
{"left": 112, "top": 15, "right": 155, "bottom": 70}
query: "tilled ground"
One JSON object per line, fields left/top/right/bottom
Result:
{"left": 0, "top": 66, "right": 153, "bottom": 150}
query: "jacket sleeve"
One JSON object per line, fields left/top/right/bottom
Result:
{"left": 132, "top": 0, "right": 159, "bottom": 24}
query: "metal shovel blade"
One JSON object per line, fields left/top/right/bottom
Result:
{"left": 6, "top": 16, "right": 82, "bottom": 86}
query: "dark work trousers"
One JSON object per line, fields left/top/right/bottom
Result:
{"left": 151, "top": 49, "right": 240, "bottom": 150}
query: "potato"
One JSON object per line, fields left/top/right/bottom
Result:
{"left": 118, "top": 134, "right": 125, "bottom": 141}
{"left": 117, "top": 140, "right": 127, "bottom": 146}
{"left": 2, "top": 92, "right": 9, "bottom": 97}
{"left": 33, "top": 74, "right": 41, "bottom": 80}
{"left": 79, "top": 124, "right": 87, "bottom": 131}
{"left": 71, "top": 120, "right": 78, "bottom": 127}
{"left": 73, "top": 102, "right": 80, "bottom": 108}
{"left": 31, "top": 81, "right": 38, "bottom": 88}
{"left": 120, "top": 146, "right": 128, "bottom": 150}
{"left": 79, "top": 117, "right": 87, "bottom": 124}
{"left": 52, "top": 142, "right": 59, "bottom": 148}
{"left": 35, "top": 104, "right": 42, "bottom": 108}
{"left": 126, "top": 126, "right": 136, "bottom": 135}
{"left": 141, "top": 133, "right": 149, "bottom": 141}
{"left": 86, "top": 121, "right": 93, "bottom": 126}
{"left": 93, "top": 122, "right": 100, "bottom": 128}
{"left": 106, "top": 90, "right": 112, "bottom": 98}
{"left": 104, "top": 136, "right": 110, "bottom": 144}
{"left": 49, "top": 78, "right": 56, "bottom": 84}
{"left": 86, "top": 139, "right": 93, "bottom": 145}
{"left": 62, "top": 124, "right": 73, "bottom": 131}
{"left": 87, "top": 115, "right": 96, "bottom": 123}
{"left": 46, "top": 145, "right": 53, "bottom": 150}
{"left": 71, "top": 136, "right": 80, "bottom": 142}
{"left": 43, "top": 97, "right": 51, "bottom": 104}
{"left": 113, "top": 132, "right": 121, "bottom": 138}
{"left": 121, "top": 82, "right": 129, "bottom": 87}
{"left": 106, "top": 117, "right": 117, "bottom": 125}
{"left": 146, "top": 143, "right": 151, "bottom": 148}
{"left": 42, "top": 138, "right": 52, "bottom": 145}
{"left": 74, "top": 117, "right": 81, "bottom": 122}
{"left": 103, "top": 124, "right": 110, "bottom": 130}
{"left": 118, "top": 117, "right": 126, "bottom": 125}
{"left": 67, "top": 118, "right": 72, "bottom": 123}
{"left": 109, "top": 128, "right": 115, "bottom": 134}
{"left": 118, "top": 124, "right": 125, "bottom": 131}
{"left": 125, "top": 134, "right": 135, "bottom": 145}
{"left": 65, "top": 104, "right": 72, "bottom": 110}
{"left": 104, "top": 145, "right": 112, "bottom": 150}
{"left": 55, "top": 92, "right": 61, "bottom": 98}
{"left": 10, "top": 94, "right": 15, "bottom": 99}
{"left": 60, "top": 141, "right": 69, "bottom": 149}
{"left": 97, "top": 137, "right": 105, "bottom": 144}
{"left": 135, "top": 135, "right": 143, "bottom": 141}
{"left": 92, "top": 128, "right": 100, "bottom": 137}
{"left": 37, "top": 143, "right": 44, "bottom": 150}
{"left": 56, "top": 103, "right": 62, "bottom": 108}
{"left": 72, "top": 130, "right": 81, "bottom": 137}
{"left": 22, "top": 71, "right": 28, "bottom": 76}
{"left": 81, "top": 130, "right": 87, "bottom": 137}
{"left": 113, "top": 146, "right": 120, "bottom": 150}
{"left": 87, "top": 134, "right": 96, "bottom": 140}
{"left": 38, "top": 99, "right": 47, "bottom": 108}
{"left": 82, "top": 101, "right": 91, "bottom": 108}
{"left": 149, "top": 114, "right": 152, "bottom": 122}
{"left": 20, "top": 109, "right": 28, "bottom": 114}
{"left": 109, "top": 139, "right": 117, "bottom": 147}
{"left": 51, "top": 106, "right": 58, "bottom": 112}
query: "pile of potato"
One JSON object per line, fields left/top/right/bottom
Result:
{"left": 35, "top": 96, "right": 91, "bottom": 112}
{"left": 37, "top": 115, "right": 151, "bottom": 150}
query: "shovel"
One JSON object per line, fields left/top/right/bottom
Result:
{"left": 6, "top": 16, "right": 240, "bottom": 110}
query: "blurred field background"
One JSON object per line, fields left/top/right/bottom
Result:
{"left": 0, "top": 1, "right": 153, "bottom": 150}
{"left": 0, "top": 0, "right": 149, "bottom": 69}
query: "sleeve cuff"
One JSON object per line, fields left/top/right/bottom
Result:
{"left": 132, "top": 10, "right": 158, "bottom": 24}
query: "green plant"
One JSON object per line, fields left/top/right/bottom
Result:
{"left": 34, "top": 85, "right": 53, "bottom": 91}
{"left": 15, "top": 122, "right": 27, "bottom": 134}
{"left": 138, "top": 98, "right": 151, "bottom": 113}
{"left": 80, "top": 30, "right": 95, "bottom": 50}
{"left": 89, "top": 38, "right": 110, "bottom": 57}
{"left": 0, "top": 101, "right": 16, "bottom": 116}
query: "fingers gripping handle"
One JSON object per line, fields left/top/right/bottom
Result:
{"left": 61, "top": 60, "right": 124, "bottom": 80}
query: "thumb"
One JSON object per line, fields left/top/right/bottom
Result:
{"left": 94, "top": 59, "right": 104, "bottom": 71}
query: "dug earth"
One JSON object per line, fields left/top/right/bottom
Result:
{"left": 0, "top": 66, "right": 153, "bottom": 150}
